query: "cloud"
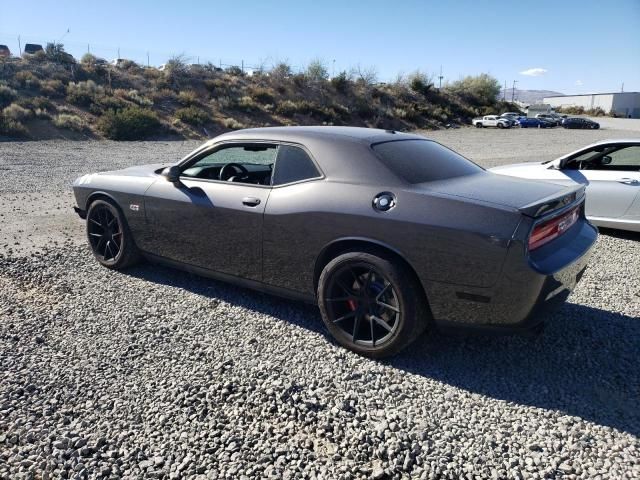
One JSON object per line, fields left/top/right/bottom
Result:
{"left": 575, "top": 80, "right": 583, "bottom": 86}
{"left": 520, "top": 68, "right": 548, "bottom": 77}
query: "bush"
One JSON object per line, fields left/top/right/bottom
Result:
{"left": 270, "top": 62, "right": 292, "bottom": 81}
{"left": 15, "top": 71, "right": 41, "bottom": 90}
{"left": 237, "top": 96, "right": 257, "bottom": 112}
{"left": 97, "top": 106, "right": 160, "bottom": 140}
{"left": 0, "top": 117, "right": 27, "bottom": 136}
{"left": 331, "top": 71, "right": 350, "bottom": 94}
{"left": 114, "top": 89, "right": 153, "bottom": 107}
{"left": 446, "top": 74, "right": 501, "bottom": 106}
{"left": 175, "top": 106, "right": 209, "bottom": 126}
{"left": 275, "top": 100, "right": 298, "bottom": 117}
{"left": 178, "top": 90, "right": 199, "bottom": 106}
{"left": 250, "top": 87, "right": 275, "bottom": 104}
{"left": 0, "top": 84, "right": 18, "bottom": 108}
{"left": 81, "top": 53, "right": 97, "bottom": 65}
{"left": 306, "top": 59, "right": 329, "bottom": 82}
{"left": 3, "top": 104, "right": 31, "bottom": 121}
{"left": 408, "top": 71, "right": 433, "bottom": 96}
{"left": 53, "top": 114, "right": 86, "bottom": 131}
{"left": 222, "top": 117, "right": 244, "bottom": 129}
{"left": 40, "top": 79, "right": 65, "bottom": 98}
{"left": 67, "top": 80, "right": 104, "bottom": 106}
{"left": 17, "top": 96, "right": 54, "bottom": 112}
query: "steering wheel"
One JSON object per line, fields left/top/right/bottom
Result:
{"left": 219, "top": 163, "right": 249, "bottom": 182}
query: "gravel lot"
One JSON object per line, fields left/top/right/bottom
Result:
{"left": 1, "top": 128, "right": 639, "bottom": 479}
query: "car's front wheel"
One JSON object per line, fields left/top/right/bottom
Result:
{"left": 86, "top": 199, "right": 140, "bottom": 269}
{"left": 318, "top": 251, "right": 428, "bottom": 358}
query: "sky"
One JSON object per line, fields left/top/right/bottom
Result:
{"left": 1, "top": 0, "right": 639, "bottom": 94}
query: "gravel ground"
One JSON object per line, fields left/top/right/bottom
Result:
{"left": 1, "top": 128, "right": 639, "bottom": 479}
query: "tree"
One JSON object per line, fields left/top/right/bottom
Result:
{"left": 306, "top": 59, "right": 329, "bottom": 82}
{"left": 45, "top": 42, "right": 74, "bottom": 64}
{"left": 446, "top": 73, "right": 501, "bottom": 106}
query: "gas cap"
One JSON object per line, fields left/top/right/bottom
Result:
{"left": 373, "top": 192, "right": 396, "bottom": 212}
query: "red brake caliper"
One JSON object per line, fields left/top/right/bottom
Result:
{"left": 346, "top": 299, "right": 358, "bottom": 311}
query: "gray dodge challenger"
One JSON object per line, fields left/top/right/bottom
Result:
{"left": 73, "top": 126, "right": 597, "bottom": 357}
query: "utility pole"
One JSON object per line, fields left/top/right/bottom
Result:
{"left": 18, "top": 35, "right": 21, "bottom": 55}
{"left": 117, "top": 47, "right": 120, "bottom": 59}
{"left": 621, "top": 82, "right": 624, "bottom": 92}
{"left": 332, "top": 59, "right": 335, "bottom": 77}
{"left": 87, "top": 44, "right": 90, "bottom": 54}
{"left": 503, "top": 80, "right": 507, "bottom": 101}
{"left": 147, "top": 51, "right": 150, "bottom": 67}
{"left": 241, "top": 60, "right": 244, "bottom": 73}
{"left": 511, "top": 80, "right": 518, "bottom": 102}
{"left": 438, "top": 65, "right": 444, "bottom": 89}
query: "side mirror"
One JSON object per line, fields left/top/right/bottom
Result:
{"left": 549, "top": 159, "right": 563, "bottom": 170}
{"left": 162, "top": 166, "right": 182, "bottom": 184}
{"left": 601, "top": 156, "right": 612, "bottom": 165}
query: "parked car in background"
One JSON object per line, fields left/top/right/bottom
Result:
{"left": 23, "top": 43, "right": 44, "bottom": 55}
{"left": 500, "top": 112, "right": 522, "bottom": 126}
{"left": 562, "top": 118, "right": 600, "bottom": 130}
{"left": 0, "top": 45, "right": 10, "bottom": 58}
{"left": 535, "top": 113, "right": 563, "bottom": 126}
{"left": 72, "top": 126, "right": 596, "bottom": 357}
{"left": 491, "top": 139, "right": 640, "bottom": 232}
{"left": 518, "top": 117, "right": 555, "bottom": 129}
{"left": 472, "top": 115, "right": 511, "bottom": 128}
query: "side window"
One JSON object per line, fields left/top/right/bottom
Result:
{"left": 181, "top": 144, "right": 277, "bottom": 185}
{"left": 605, "top": 146, "right": 640, "bottom": 168}
{"left": 272, "top": 145, "right": 321, "bottom": 186}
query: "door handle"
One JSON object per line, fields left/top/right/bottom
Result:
{"left": 617, "top": 178, "right": 639, "bottom": 185}
{"left": 242, "top": 197, "right": 261, "bottom": 207}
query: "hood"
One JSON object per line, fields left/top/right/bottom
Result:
{"left": 417, "top": 171, "right": 583, "bottom": 217}
{"left": 489, "top": 162, "right": 547, "bottom": 174}
{"left": 99, "top": 163, "right": 169, "bottom": 178}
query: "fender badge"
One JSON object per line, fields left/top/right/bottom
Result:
{"left": 129, "top": 204, "right": 140, "bottom": 212}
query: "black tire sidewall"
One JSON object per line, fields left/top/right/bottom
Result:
{"left": 86, "top": 199, "right": 138, "bottom": 269}
{"left": 317, "top": 251, "right": 426, "bottom": 358}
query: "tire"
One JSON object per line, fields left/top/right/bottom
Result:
{"left": 497, "top": 123, "right": 504, "bottom": 129}
{"left": 475, "top": 123, "right": 483, "bottom": 128}
{"left": 86, "top": 199, "right": 141, "bottom": 269}
{"left": 317, "top": 250, "right": 429, "bottom": 358}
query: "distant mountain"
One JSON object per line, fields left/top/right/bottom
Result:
{"left": 499, "top": 89, "right": 564, "bottom": 105}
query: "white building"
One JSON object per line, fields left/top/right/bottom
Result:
{"left": 543, "top": 92, "right": 640, "bottom": 118}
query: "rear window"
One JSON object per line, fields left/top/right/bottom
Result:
{"left": 371, "top": 139, "right": 483, "bottom": 183}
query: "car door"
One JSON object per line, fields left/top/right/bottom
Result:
{"left": 485, "top": 116, "right": 497, "bottom": 127}
{"left": 564, "top": 144, "right": 640, "bottom": 219}
{"left": 143, "top": 143, "right": 276, "bottom": 281}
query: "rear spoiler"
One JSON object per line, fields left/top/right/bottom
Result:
{"left": 519, "top": 184, "right": 585, "bottom": 218}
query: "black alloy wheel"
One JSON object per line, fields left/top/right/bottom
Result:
{"left": 86, "top": 199, "right": 140, "bottom": 269}
{"left": 318, "top": 251, "right": 428, "bottom": 357}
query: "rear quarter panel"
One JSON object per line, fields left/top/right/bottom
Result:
{"left": 262, "top": 180, "right": 521, "bottom": 296}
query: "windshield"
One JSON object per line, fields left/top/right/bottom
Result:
{"left": 371, "top": 139, "right": 484, "bottom": 184}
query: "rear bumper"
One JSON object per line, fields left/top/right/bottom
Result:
{"left": 428, "top": 219, "right": 598, "bottom": 331}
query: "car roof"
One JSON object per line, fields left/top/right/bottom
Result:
{"left": 205, "top": 126, "right": 423, "bottom": 146}
{"left": 193, "top": 127, "right": 431, "bottom": 186}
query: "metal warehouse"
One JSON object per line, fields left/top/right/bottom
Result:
{"left": 543, "top": 92, "right": 640, "bottom": 118}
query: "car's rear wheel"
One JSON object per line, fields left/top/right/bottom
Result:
{"left": 476, "top": 123, "right": 483, "bottom": 128}
{"left": 497, "top": 123, "right": 504, "bottom": 129}
{"left": 318, "top": 251, "right": 428, "bottom": 358}
{"left": 86, "top": 199, "right": 140, "bottom": 269}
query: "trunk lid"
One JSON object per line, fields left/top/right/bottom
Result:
{"left": 417, "top": 171, "right": 584, "bottom": 218}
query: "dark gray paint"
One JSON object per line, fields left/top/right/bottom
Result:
{"left": 73, "top": 127, "right": 597, "bottom": 329}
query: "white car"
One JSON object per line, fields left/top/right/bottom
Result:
{"left": 491, "top": 139, "right": 640, "bottom": 232}
{"left": 472, "top": 115, "right": 511, "bottom": 129}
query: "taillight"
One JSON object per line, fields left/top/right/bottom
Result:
{"left": 529, "top": 205, "right": 580, "bottom": 251}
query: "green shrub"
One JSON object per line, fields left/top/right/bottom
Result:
{"left": 408, "top": 71, "right": 433, "bottom": 96}
{"left": 54, "top": 114, "right": 86, "bottom": 131}
{"left": 275, "top": 100, "right": 298, "bottom": 117}
{"left": 446, "top": 74, "right": 501, "bottom": 106}
{"left": 67, "top": 80, "right": 104, "bottom": 106}
{"left": 177, "top": 90, "right": 199, "bottom": 106}
{"left": 175, "top": 106, "right": 209, "bottom": 126}
{"left": 17, "top": 96, "right": 54, "bottom": 112}
{"left": 222, "top": 117, "right": 244, "bottom": 129}
{"left": 0, "top": 84, "right": 18, "bottom": 108}
{"left": 15, "top": 71, "right": 41, "bottom": 90}
{"left": 306, "top": 59, "right": 328, "bottom": 82}
{"left": 331, "top": 71, "right": 349, "bottom": 93}
{"left": 40, "top": 79, "right": 65, "bottom": 98}
{"left": 97, "top": 106, "right": 160, "bottom": 140}
{"left": 3, "top": 104, "right": 31, "bottom": 121}
{"left": 0, "top": 117, "right": 27, "bottom": 136}
{"left": 80, "top": 53, "right": 97, "bottom": 65}
{"left": 250, "top": 87, "right": 275, "bottom": 104}
{"left": 237, "top": 96, "right": 257, "bottom": 112}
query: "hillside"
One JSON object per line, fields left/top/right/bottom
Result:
{"left": 0, "top": 50, "right": 519, "bottom": 140}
